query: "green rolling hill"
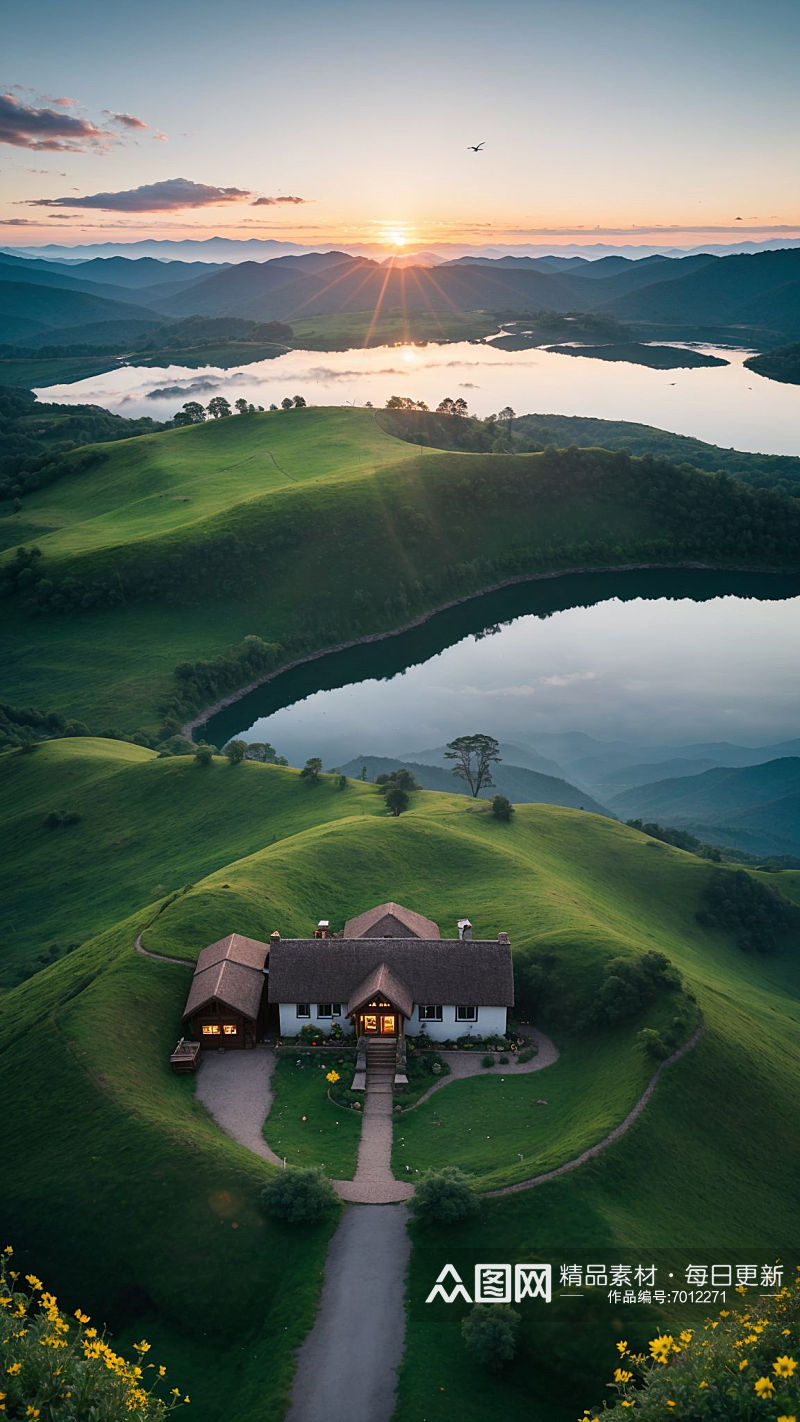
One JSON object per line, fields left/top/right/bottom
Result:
{"left": 3, "top": 406, "right": 800, "bottom": 738}
{"left": 1, "top": 737, "right": 799, "bottom": 1421}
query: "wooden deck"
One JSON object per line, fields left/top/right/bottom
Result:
{"left": 170, "top": 1038, "right": 201, "bottom": 1073}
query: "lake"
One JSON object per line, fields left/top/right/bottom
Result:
{"left": 202, "top": 570, "right": 800, "bottom": 771}
{"left": 37, "top": 339, "right": 800, "bottom": 455}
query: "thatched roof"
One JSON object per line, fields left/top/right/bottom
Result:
{"left": 346, "top": 962, "right": 414, "bottom": 1019}
{"left": 183, "top": 933, "right": 269, "bottom": 1021}
{"left": 268, "top": 937, "right": 513, "bottom": 1008}
{"left": 343, "top": 901, "right": 441, "bottom": 940}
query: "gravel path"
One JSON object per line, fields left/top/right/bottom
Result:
{"left": 336, "top": 1059, "right": 414, "bottom": 1204}
{"left": 405, "top": 1027, "right": 558, "bottom": 1111}
{"left": 195, "top": 1046, "right": 284, "bottom": 1167}
{"left": 285, "top": 1203, "right": 411, "bottom": 1422}
{"left": 486, "top": 1021, "right": 705, "bottom": 1197}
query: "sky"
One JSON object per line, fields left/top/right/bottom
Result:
{"left": 3, "top": 0, "right": 800, "bottom": 253}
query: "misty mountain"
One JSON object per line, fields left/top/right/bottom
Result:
{"left": 601, "top": 247, "right": 800, "bottom": 335}
{"left": 403, "top": 740, "right": 567, "bottom": 780}
{"left": 339, "top": 754, "right": 610, "bottom": 814}
{"left": 609, "top": 758, "right": 800, "bottom": 857}
{"left": 0, "top": 277, "right": 163, "bottom": 345}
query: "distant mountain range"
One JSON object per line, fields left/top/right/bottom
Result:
{"left": 609, "top": 758, "right": 800, "bottom": 858}
{"left": 5, "top": 244, "right": 800, "bottom": 348}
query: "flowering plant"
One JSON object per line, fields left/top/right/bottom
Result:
{"left": 585, "top": 1265, "right": 799, "bottom": 1420}
{"left": 0, "top": 1246, "right": 188, "bottom": 1419}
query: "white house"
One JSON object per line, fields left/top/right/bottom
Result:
{"left": 266, "top": 901, "right": 513, "bottom": 1042}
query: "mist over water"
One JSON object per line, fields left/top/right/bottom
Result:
{"left": 37, "top": 341, "right": 800, "bottom": 455}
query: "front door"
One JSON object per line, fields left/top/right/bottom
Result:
{"left": 359, "top": 1010, "right": 397, "bottom": 1036}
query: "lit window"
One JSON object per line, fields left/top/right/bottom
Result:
{"left": 222, "top": 1024, "right": 237, "bottom": 1036}
{"left": 297, "top": 1003, "right": 310, "bottom": 1018}
{"left": 455, "top": 1005, "right": 478, "bottom": 1022}
{"left": 419, "top": 1005, "right": 443, "bottom": 1021}
{"left": 202, "top": 1024, "right": 221, "bottom": 1036}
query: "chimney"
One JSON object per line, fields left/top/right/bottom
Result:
{"left": 314, "top": 919, "right": 330, "bottom": 939}
{"left": 457, "top": 918, "right": 473, "bottom": 941}
{"left": 497, "top": 932, "right": 510, "bottom": 944}
{"left": 270, "top": 931, "right": 281, "bottom": 945}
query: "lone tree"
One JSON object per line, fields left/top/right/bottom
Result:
{"left": 461, "top": 1305, "right": 521, "bottom": 1372}
{"left": 300, "top": 756, "right": 323, "bottom": 784}
{"left": 384, "top": 784, "right": 409, "bottom": 816}
{"left": 445, "top": 734, "right": 501, "bottom": 797}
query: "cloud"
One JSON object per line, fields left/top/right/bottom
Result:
{"left": 252, "top": 195, "right": 307, "bottom": 206}
{"left": 41, "top": 96, "right": 77, "bottom": 107}
{"left": 0, "top": 91, "right": 114, "bottom": 151}
{"left": 0, "top": 216, "right": 38, "bottom": 225}
{"left": 103, "top": 110, "right": 149, "bottom": 131}
{"left": 26, "top": 177, "right": 252, "bottom": 211}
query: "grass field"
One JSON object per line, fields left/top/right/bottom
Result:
{"left": 2, "top": 739, "right": 799, "bottom": 1419}
{"left": 288, "top": 309, "right": 499, "bottom": 348}
{"left": 265, "top": 1054, "right": 361, "bottom": 1177}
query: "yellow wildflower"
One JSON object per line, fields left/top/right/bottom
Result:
{"left": 679, "top": 1329, "right": 693, "bottom": 1344}
{"left": 616, "top": 1340, "right": 628, "bottom": 1354}
{"left": 24, "top": 1276, "right": 41, "bottom": 1292}
{"left": 25, "top": 1409, "right": 40, "bottom": 1419}
{"left": 6, "top": 1364, "right": 21, "bottom": 1376}
{"left": 739, "top": 1358, "right": 749, "bottom": 1370}
{"left": 776, "top": 1416, "right": 796, "bottom": 1422}
{"left": 3, "top": 1246, "right": 12, "bottom": 1256}
{"left": 773, "top": 1356, "right": 797, "bottom": 1378}
{"left": 754, "top": 1376, "right": 775, "bottom": 1397}
{"left": 699, "top": 1381, "right": 708, "bottom": 1388}
{"left": 74, "top": 1310, "right": 90, "bottom": 1324}
{"left": 614, "top": 1368, "right": 633, "bottom": 1383}
{"left": 719, "top": 1309, "right": 729, "bottom": 1317}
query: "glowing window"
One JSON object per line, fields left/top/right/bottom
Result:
{"left": 202, "top": 1024, "right": 221, "bottom": 1036}
{"left": 222, "top": 1024, "right": 237, "bottom": 1036}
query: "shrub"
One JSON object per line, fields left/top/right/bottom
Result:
{"left": 636, "top": 1027, "right": 671, "bottom": 1060}
{"left": 490, "top": 794, "right": 514, "bottom": 822}
{"left": 0, "top": 1246, "right": 186, "bottom": 1418}
{"left": 43, "top": 809, "right": 81, "bottom": 828}
{"left": 499, "top": 1054, "right": 510, "bottom": 1064}
{"left": 517, "top": 1045, "right": 538, "bottom": 1064}
{"left": 223, "top": 738, "right": 247, "bottom": 764}
{"left": 461, "top": 1304, "right": 521, "bottom": 1372}
{"left": 481, "top": 1053, "right": 495, "bottom": 1068}
{"left": 260, "top": 1167, "right": 337, "bottom": 1223}
{"left": 409, "top": 1167, "right": 479, "bottom": 1227}
{"left": 589, "top": 1268, "right": 800, "bottom": 1418}
{"left": 193, "top": 744, "right": 214, "bottom": 766}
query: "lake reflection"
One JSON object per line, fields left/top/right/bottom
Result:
{"left": 37, "top": 340, "right": 800, "bottom": 456}
{"left": 203, "top": 570, "right": 800, "bottom": 767}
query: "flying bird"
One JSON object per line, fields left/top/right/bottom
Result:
{"left": 467, "top": 141, "right": 485, "bottom": 152}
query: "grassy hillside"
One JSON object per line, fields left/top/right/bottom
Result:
{"left": 4, "top": 406, "right": 800, "bottom": 738}
{"left": 2, "top": 740, "right": 799, "bottom": 1421}
{"left": 0, "top": 738, "right": 383, "bottom": 984}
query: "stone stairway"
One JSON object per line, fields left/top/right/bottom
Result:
{"left": 336, "top": 1039, "right": 413, "bottom": 1204}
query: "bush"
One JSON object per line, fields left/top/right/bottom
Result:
{"left": 516, "top": 1045, "right": 538, "bottom": 1064}
{"left": 193, "top": 744, "right": 214, "bottom": 766}
{"left": 490, "top": 794, "right": 514, "bottom": 821}
{"left": 0, "top": 1246, "right": 186, "bottom": 1418}
{"left": 589, "top": 1269, "right": 800, "bottom": 1418}
{"left": 636, "top": 1027, "right": 671, "bottom": 1060}
{"left": 460, "top": 1304, "right": 521, "bottom": 1372}
{"left": 481, "top": 1053, "right": 495, "bottom": 1068}
{"left": 223, "top": 738, "right": 247, "bottom": 763}
{"left": 260, "top": 1167, "right": 337, "bottom": 1223}
{"left": 43, "top": 809, "right": 81, "bottom": 828}
{"left": 409, "top": 1167, "right": 479, "bottom": 1227}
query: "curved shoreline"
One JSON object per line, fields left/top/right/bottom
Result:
{"left": 180, "top": 559, "right": 792, "bottom": 739}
